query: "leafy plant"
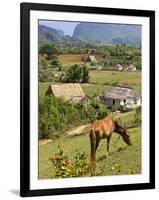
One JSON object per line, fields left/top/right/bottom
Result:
{"left": 50, "top": 145, "right": 101, "bottom": 178}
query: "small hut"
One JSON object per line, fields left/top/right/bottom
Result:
{"left": 115, "top": 64, "right": 123, "bottom": 71}
{"left": 45, "top": 83, "right": 85, "bottom": 102}
{"left": 103, "top": 86, "right": 141, "bottom": 110}
{"left": 127, "top": 64, "right": 136, "bottom": 71}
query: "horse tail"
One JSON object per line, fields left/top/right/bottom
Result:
{"left": 89, "top": 128, "right": 96, "bottom": 164}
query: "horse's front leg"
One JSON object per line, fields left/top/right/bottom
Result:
{"left": 106, "top": 135, "right": 111, "bottom": 157}
{"left": 89, "top": 131, "right": 96, "bottom": 165}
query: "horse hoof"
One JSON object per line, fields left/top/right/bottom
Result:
{"left": 91, "top": 161, "right": 98, "bottom": 169}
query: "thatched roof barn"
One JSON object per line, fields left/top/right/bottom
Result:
{"left": 103, "top": 86, "right": 141, "bottom": 110}
{"left": 45, "top": 83, "right": 85, "bottom": 102}
{"left": 81, "top": 55, "right": 97, "bottom": 62}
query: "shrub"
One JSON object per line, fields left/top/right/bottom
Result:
{"left": 65, "top": 64, "right": 82, "bottom": 83}
{"left": 39, "top": 96, "right": 81, "bottom": 139}
{"left": 50, "top": 145, "right": 101, "bottom": 178}
{"left": 39, "top": 57, "right": 48, "bottom": 69}
{"left": 39, "top": 96, "right": 109, "bottom": 139}
{"left": 49, "top": 58, "right": 60, "bottom": 68}
{"left": 64, "top": 64, "right": 90, "bottom": 83}
{"left": 82, "top": 65, "right": 90, "bottom": 83}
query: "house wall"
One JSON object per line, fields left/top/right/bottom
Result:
{"left": 120, "top": 97, "right": 141, "bottom": 109}
{"left": 104, "top": 97, "right": 141, "bottom": 109}
{"left": 104, "top": 98, "right": 120, "bottom": 108}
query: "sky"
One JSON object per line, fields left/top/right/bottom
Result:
{"left": 39, "top": 20, "right": 79, "bottom": 36}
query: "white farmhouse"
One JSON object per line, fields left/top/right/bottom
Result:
{"left": 103, "top": 86, "right": 141, "bottom": 110}
{"left": 127, "top": 64, "right": 136, "bottom": 71}
{"left": 115, "top": 64, "right": 123, "bottom": 71}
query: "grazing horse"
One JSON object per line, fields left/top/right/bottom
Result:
{"left": 89, "top": 116, "right": 132, "bottom": 165}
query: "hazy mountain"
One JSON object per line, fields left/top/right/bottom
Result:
{"left": 39, "top": 25, "right": 65, "bottom": 43}
{"left": 39, "top": 23, "right": 141, "bottom": 46}
{"left": 73, "top": 23, "right": 141, "bottom": 45}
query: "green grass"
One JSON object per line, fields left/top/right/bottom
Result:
{"left": 39, "top": 125, "right": 141, "bottom": 179}
{"left": 89, "top": 71, "right": 141, "bottom": 94}
{"left": 39, "top": 70, "right": 141, "bottom": 97}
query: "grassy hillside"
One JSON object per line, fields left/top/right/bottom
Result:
{"left": 39, "top": 125, "right": 141, "bottom": 179}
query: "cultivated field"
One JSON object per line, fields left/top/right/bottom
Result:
{"left": 58, "top": 54, "right": 104, "bottom": 65}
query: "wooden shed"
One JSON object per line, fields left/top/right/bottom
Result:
{"left": 45, "top": 83, "right": 85, "bottom": 102}
{"left": 82, "top": 55, "right": 97, "bottom": 62}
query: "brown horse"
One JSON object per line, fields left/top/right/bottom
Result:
{"left": 89, "top": 116, "right": 132, "bottom": 165}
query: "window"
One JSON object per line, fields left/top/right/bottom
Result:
{"left": 124, "top": 99, "right": 126, "bottom": 103}
{"left": 113, "top": 99, "right": 115, "bottom": 105}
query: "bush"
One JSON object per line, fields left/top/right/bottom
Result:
{"left": 39, "top": 57, "right": 48, "bottom": 69}
{"left": 39, "top": 96, "right": 81, "bottom": 139}
{"left": 39, "top": 43, "right": 58, "bottom": 60}
{"left": 82, "top": 65, "right": 90, "bottom": 83}
{"left": 50, "top": 145, "right": 101, "bottom": 178}
{"left": 49, "top": 58, "right": 60, "bottom": 68}
{"left": 65, "top": 64, "right": 82, "bottom": 83}
{"left": 64, "top": 64, "right": 90, "bottom": 83}
{"left": 39, "top": 96, "right": 109, "bottom": 139}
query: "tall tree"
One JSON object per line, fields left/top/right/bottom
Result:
{"left": 65, "top": 64, "right": 82, "bottom": 83}
{"left": 82, "top": 65, "right": 90, "bottom": 83}
{"left": 39, "top": 43, "right": 58, "bottom": 60}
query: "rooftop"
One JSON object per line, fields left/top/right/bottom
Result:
{"left": 46, "top": 83, "right": 85, "bottom": 101}
{"left": 105, "top": 86, "right": 140, "bottom": 100}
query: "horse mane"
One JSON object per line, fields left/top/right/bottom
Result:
{"left": 113, "top": 120, "right": 118, "bottom": 128}
{"left": 113, "top": 120, "right": 123, "bottom": 133}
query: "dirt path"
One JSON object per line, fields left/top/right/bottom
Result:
{"left": 39, "top": 124, "right": 90, "bottom": 146}
{"left": 65, "top": 124, "right": 90, "bottom": 136}
{"left": 39, "top": 139, "right": 53, "bottom": 146}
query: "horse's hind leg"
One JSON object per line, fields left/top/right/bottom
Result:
{"left": 95, "top": 137, "right": 100, "bottom": 152}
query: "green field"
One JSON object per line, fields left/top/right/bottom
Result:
{"left": 39, "top": 70, "right": 141, "bottom": 97}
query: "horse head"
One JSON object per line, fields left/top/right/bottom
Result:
{"left": 122, "top": 127, "right": 132, "bottom": 145}
{"left": 114, "top": 121, "right": 132, "bottom": 145}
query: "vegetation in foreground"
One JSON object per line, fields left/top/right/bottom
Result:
{"left": 39, "top": 110, "right": 141, "bottom": 179}
{"left": 39, "top": 127, "right": 141, "bottom": 179}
